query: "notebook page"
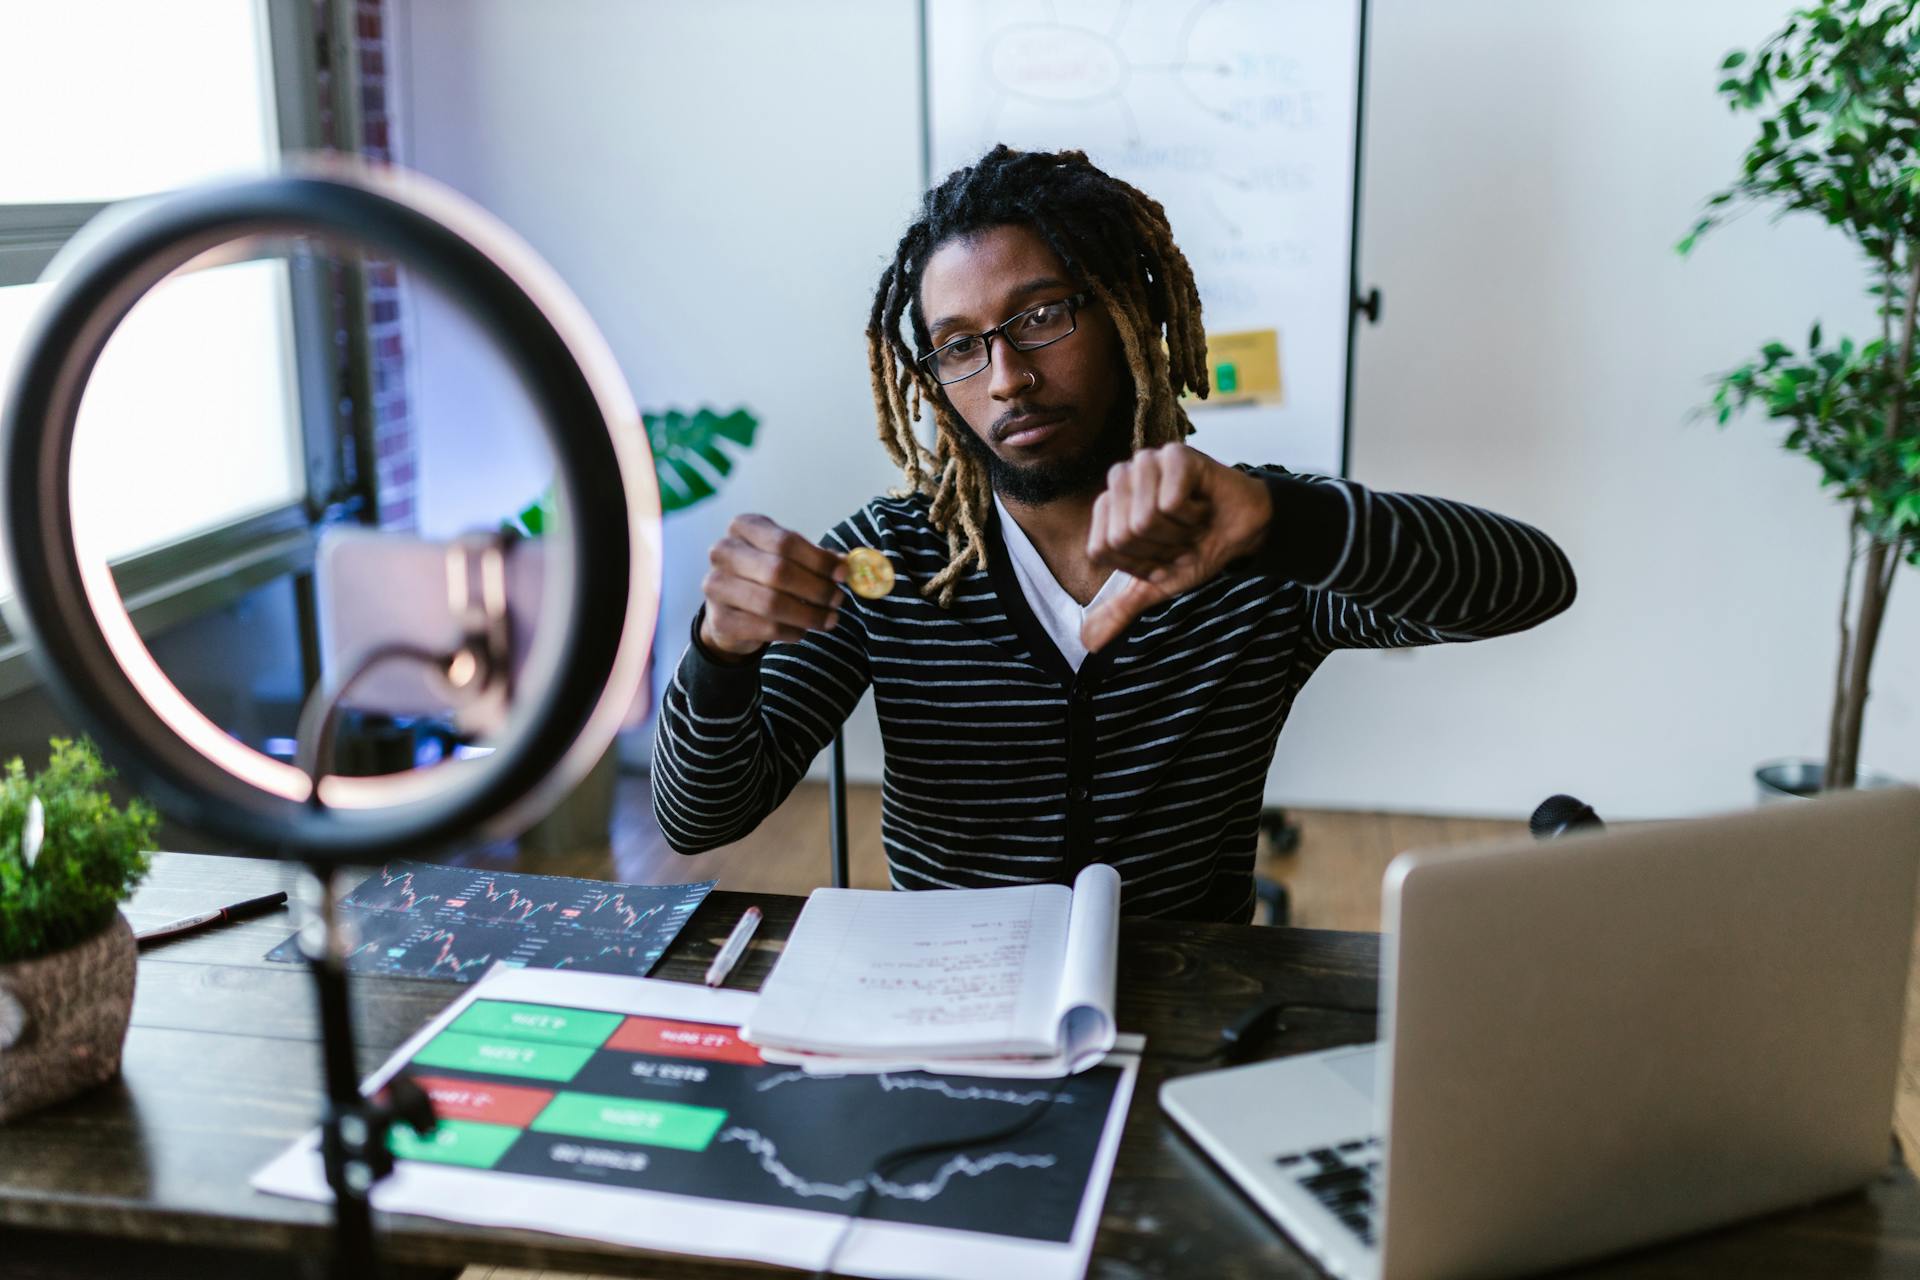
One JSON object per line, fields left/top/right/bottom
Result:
{"left": 742, "top": 882, "right": 1074, "bottom": 1058}
{"left": 1055, "top": 863, "right": 1121, "bottom": 1069}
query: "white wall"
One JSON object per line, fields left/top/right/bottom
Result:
{"left": 405, "top": 275, "right": 556, "bottom": 540}
{"left": 1272, "top": 0, "right": 1918, "bottom": 818}
{"left": 396, "top": 0, "right": 1918, "bottom": 820}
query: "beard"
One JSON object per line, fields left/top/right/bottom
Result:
{"left": 955, "top": 401, "right": 1137, "bottom": 506}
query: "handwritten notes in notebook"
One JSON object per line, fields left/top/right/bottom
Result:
{"left": 741, "top": 864, "right": 1120, "bottom": 1075}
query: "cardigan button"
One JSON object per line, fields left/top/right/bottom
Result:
{"left": 1070, "top": 786, "right": 1090, "bottom": 803}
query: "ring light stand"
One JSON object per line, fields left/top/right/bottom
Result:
{"left": 0, "top": 160, "right": 661, "bottom": 1279}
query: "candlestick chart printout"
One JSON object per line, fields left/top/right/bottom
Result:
{"left": 264, "top": 860, "right": 715, "bottom": 982}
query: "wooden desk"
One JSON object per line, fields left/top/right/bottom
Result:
{"left": 1, "top": 852, "right": 1916, "bottom": 1279}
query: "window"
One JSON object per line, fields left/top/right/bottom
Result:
{"left": 0, "top": 0, "right": 334, "bottom": 695}
{"left": 0, "top": 1, "right": 278, "bottom": 204}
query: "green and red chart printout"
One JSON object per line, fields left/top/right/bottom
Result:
{"left": 253, "top": 967, "right": 1139, "bottom": 1280}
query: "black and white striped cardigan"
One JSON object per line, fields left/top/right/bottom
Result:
{"left": 651, "top": 468, "right": 1576, "bottom": 922}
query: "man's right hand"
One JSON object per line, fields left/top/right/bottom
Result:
{"left": 698, "top": 514, "right": 848, "bottom": 661}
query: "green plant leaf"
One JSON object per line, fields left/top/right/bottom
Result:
{"left": 645, "top": 404, "right": 761, "bottom": 515}
{"left": 518, "top": 499, "right": 547, "bottom": 537}
{"left": 507, "top": 403, "right": 762, "bottom": 528}
{"left": 713, "top": 409, "right": 758, "bottom": 446}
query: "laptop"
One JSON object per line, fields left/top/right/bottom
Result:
{"left": 1162, "top": 786, "right": 1920, "bottom": 1280}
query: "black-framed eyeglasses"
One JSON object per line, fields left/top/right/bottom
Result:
{"left": 918, "top": 291, "right": 1090, "bottom": 385}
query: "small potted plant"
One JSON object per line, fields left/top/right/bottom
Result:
{"left": 0, "top": 738, "right": 157, "bottom": 1122}
{"left": 1681, "top": 1, "right": 1920, "bottom": 795}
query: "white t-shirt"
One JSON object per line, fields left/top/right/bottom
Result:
{"left": 994, "top": 495, "right": 1131, "bottom": 672}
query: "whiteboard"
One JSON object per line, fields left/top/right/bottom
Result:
{"left": 925, "top": 0, "right": 1365, "bottom": 477}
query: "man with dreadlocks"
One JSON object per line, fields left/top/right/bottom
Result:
{"left": 652, "top": 145, "right": 1575, "bottom": 923}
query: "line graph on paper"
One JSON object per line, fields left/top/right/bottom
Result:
{"left": 652, "top": 1062, "right": 1114, "bottom": 1242}
{"left": 717, "top": 1127, "right": 1057, "bottom": 1202}
{"left": 264, "top": 860, "right": 714, "bottom": 983}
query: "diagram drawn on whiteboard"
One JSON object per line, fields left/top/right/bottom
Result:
{"left": 927, "top": 0, "right": 1364, "bottom": 476}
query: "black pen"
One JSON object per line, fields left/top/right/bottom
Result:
{"left": 135, "top": 891, "right": 290, "bottom": 948}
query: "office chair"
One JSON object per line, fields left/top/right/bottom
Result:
{"left": 827, "top": 731, "right": 851, "bottom": 888}
{"left": 1256, "top": 809, "right": 1299, "bottom": 926}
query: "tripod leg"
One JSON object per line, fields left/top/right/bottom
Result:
{"left": 298, "top": 866, "right": 385, "bottom": 1280}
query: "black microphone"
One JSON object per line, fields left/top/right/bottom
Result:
{"left": 1530, "top": 794, "right": 1604, "bottom": 840}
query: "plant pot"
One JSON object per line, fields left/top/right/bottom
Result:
{"left": 1754, "top": 758, "right": 1904, "bottom": 804}
{"left": 0, "top": 912, "right": 137, "bottom": 1123}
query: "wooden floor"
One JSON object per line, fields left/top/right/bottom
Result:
{"left": 464, "top": 775, "right": 1920, "bottom": 1280}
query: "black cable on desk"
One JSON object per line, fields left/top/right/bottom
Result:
{"left": 1157, "top": 999, "right": 1381, "bottom": 1066}
{"left": 814, "top": 1082, "right": 1069, "bottom": 1279}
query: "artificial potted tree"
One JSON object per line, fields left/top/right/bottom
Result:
{"left": 0, "top": 739, "right": 157, "bottom": 1121}
{"left": 513, "top": 405, "right": 759, "bottom": 853}
{"left": 1681, "top": 0, "right": 1920, "bottom": 795}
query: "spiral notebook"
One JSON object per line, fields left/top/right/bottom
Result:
{"left": 741, "top": 863, "right": 1120, "bottom": 1075}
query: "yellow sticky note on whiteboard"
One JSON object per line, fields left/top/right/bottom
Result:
{"left": 1195, "top": 328, "right": 1283, "bottom": 407}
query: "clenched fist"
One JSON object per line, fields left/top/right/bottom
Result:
{"left": 698, "top": 514, "right": 847, "bottom": 661}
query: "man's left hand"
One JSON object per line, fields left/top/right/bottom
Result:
{"left": 1081, "top": 445, "right": 1272, "bottom": 654}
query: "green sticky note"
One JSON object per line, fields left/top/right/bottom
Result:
{"left": 389, "top": 1118, "right": 522, "bottom": 1169}
{"left": 1216, "top": 361, "right": 1239, "bottom": 393}
{"left": 413, "top": 1030, "right": 596, "bottom": 1082}
{"left": 449, "top": 1000, "right": 623, "bottom": 1049}
{"left": 531, "top": 1092, "right": 728, "bottom": 1151}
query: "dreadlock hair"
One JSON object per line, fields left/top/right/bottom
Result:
{"left": 865, "top": 145, "right": 1210, "bottom": 606}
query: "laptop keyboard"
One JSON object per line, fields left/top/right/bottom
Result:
{"left": 1275, "top": 1136, "right": 1381, "bottom": 1248}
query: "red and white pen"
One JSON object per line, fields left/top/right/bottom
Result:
{"left": 704, "top": 906, "right": 762, "bottom": 987}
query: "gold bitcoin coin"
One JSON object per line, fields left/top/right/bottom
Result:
{"left": 844, "top": 547, "right": 895, "bottom": 599}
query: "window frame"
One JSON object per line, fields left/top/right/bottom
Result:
{"left": 0, "top": 0, "right": 355, "bottom": 699}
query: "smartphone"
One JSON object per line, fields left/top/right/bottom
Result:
{"left": 313, "top": 526, "right": 549, "bottom": 736}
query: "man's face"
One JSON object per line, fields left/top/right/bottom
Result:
{"left": 918, "top": 224, "right": 1133, "bottom": 505}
